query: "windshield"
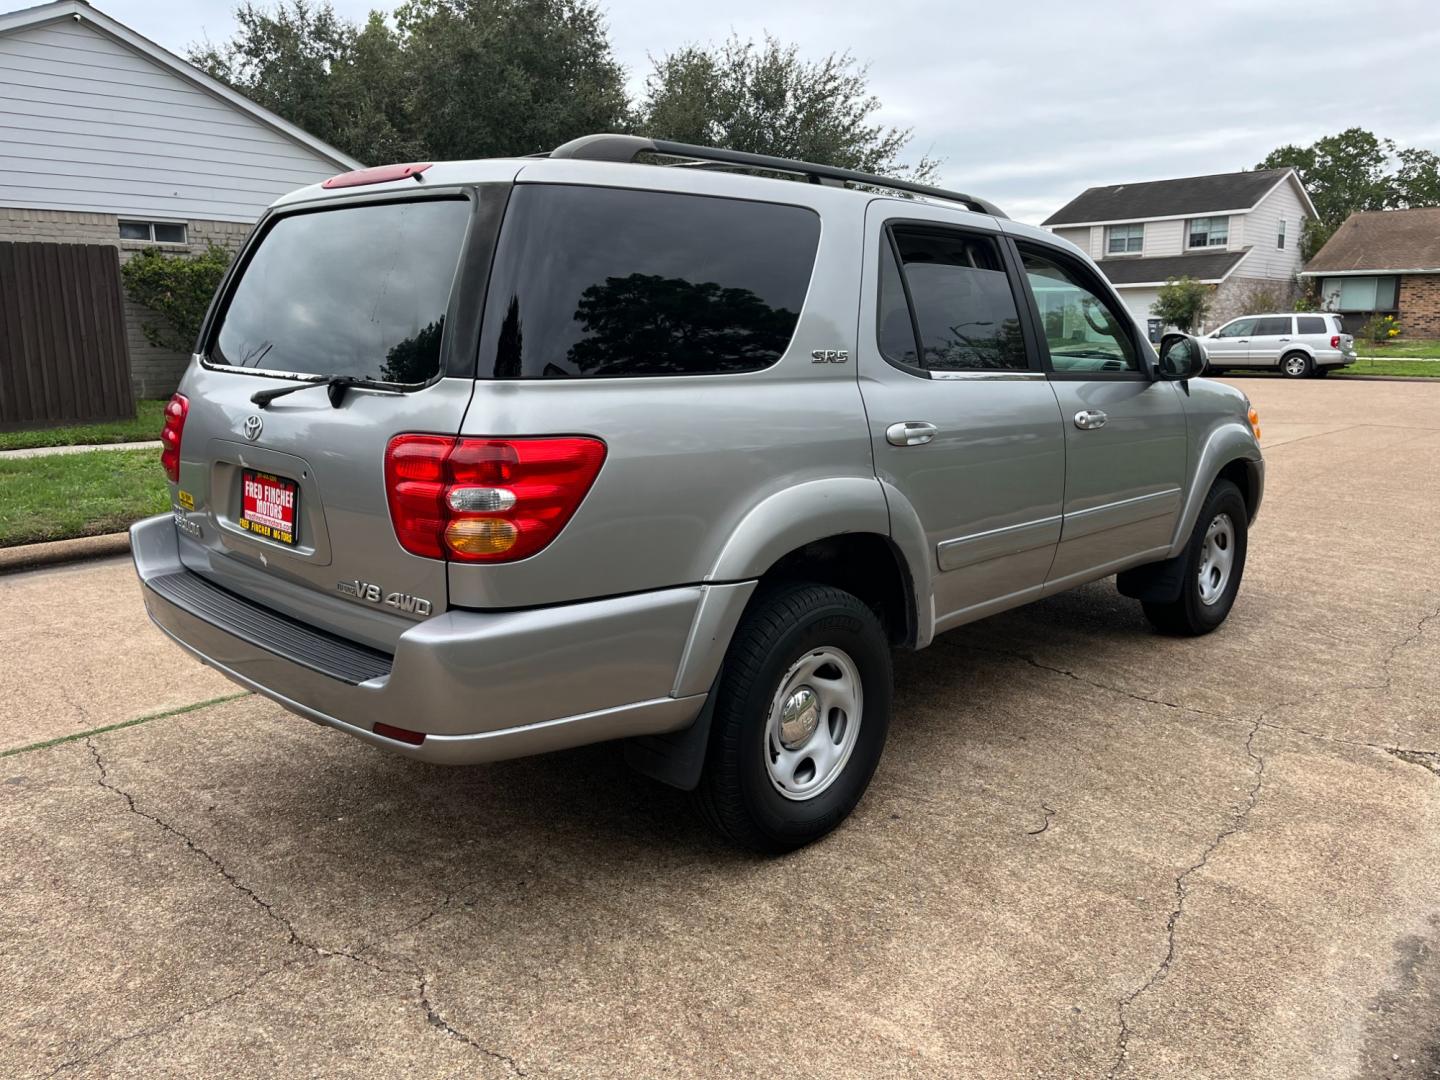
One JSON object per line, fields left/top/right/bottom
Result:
{"left": 210, "top": 199, "right": 469, "bottom": 383}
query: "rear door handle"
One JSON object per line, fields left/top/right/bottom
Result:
{"left": 1073, "top": 410, "right": 1108, "bottom": 430}
{"left": 1278, "top": 337, "right": 1291, "bottom": 342}
{"left": 886, "top": 421, "right": 937, "bottom": 446}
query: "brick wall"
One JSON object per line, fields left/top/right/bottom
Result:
{"left": 0, "top": 207, "right": 253, "bottom": 399}
{"left": 1399, "top": 274, "right": 1440, "bottom": 338}
{"left": 1206, "top": 275, "right": 1300, "bottom": 330}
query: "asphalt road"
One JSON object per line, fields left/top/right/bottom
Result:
{"left": 3, "top": 377, "right": 1438, "bottom": 1079}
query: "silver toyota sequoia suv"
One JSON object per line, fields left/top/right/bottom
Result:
{"left": 134, "top": 135, "right": 1264, "bottom": 852}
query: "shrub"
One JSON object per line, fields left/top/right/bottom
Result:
{"left": 120, "top": 244, "right": 232, "bottom": 353}
{"left": 1150, "top": 276, "right": 1212, "bottom": 333}
{"left": 1358, "top": 313, "right": 1402, "bottom": 343}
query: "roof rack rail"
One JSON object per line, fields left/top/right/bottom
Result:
{"left": 547, "top": 133, "right": 1006, "bottom": 219}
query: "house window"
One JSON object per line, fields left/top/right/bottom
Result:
{"left": 119, "top": 221, "right": 187, "bottom": 244}
{"left": 1326, "top": 276, "right": 1399, "bottom": 312}
{"left": 1277, "top": 219, "right": 1286, "bottom": 249}
{"left": 1187, "top": 216, "right": 1229, "bottom": 248}
{"left": 1105, "top": 223, "right": 1143, "bottom": 255}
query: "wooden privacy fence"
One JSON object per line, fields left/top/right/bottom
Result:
{"left": 0, "top": 241, "right": 134, "bottom": 430}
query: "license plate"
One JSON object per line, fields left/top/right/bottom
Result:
{"left": 239, "top": 469, "right": 299, "bottom": 546}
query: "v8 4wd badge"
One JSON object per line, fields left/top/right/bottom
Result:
{"left": 337, "top": 580, "right": 433, "bottom": 616}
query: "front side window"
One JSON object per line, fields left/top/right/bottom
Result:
{"left": 1277, "top": 219, "right": 1286, "bottom": 249}
{"left": 1106, "top": 223, "right": 1144, "bottom": 255}
{"left": 479, "top": 185, "right": 820, "bottom": 378}
{"left": 212, "top": 199, "right": 469, "bottom": 382}
{"left": 1187, "top": 216, "right": 1229, "bottom": 248}
{"left": 878, "top": 227, "right": 1028, "bottom": 372}
{"left": 1216, "top": 318, "right": 1257, "bottom": 338}
{"left": 1019, "top": 249, "right": 1138, "bottom": 373}
{"left": 1253, "top": 316, "right": 1292, "bottom": 336}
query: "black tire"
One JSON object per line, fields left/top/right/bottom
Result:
{"left": 1280, "top": 351, "right": 1313, "bottom": 378}
{"left": 1142, "top": 479, "right": 1248, "bottom": 636}
{"left": 692, "top": 583, "right": 892, "bottom": 853}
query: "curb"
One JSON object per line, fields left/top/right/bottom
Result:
{"left": 0, "top": 532, "right": 132, "bottom": 575}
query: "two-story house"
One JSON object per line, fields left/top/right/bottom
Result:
{"left": 1042, "top": 169, "right": 1316, "bottom": 336}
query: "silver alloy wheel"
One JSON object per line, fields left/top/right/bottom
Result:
{"left": 763, "top": 647, "right": 863, "bottom": 801}
{"left": 1283, "top": 354, "right": 1309, "bottom": 377}
{"left": 1197, "top": 513, "right": 1236, "bottom": 606}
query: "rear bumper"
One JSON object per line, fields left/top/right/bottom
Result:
{"left": 1317, "top": 350, "right": 1356, "bottom": 368}
{"left": 131, "top": 515, "right": 751, "bottom": 764}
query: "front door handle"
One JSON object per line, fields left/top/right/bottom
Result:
{"left": 1074, "top": 410, "right": 1108, "bottom": 430}
{"left": 886, "top": 421, "right": 937, "bottom": 446}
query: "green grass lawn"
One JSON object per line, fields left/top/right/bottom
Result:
{"left": 1335, "top": 358, "right": 1440, "bottom": 377}
{"left": 0, "top": 399, "right": 167, "bottom": 452}
{"left": 0, "top": 448, "right": 168, "bottom": 547}
{"left": 1356, "top": 338, "right": 1440, "bottom": 359}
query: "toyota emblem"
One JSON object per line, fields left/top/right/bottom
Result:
{"left": 242, "top": 414, "right": 263, "bottom": 442}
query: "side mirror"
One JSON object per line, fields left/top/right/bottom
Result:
{"left": 1158, "top": 333, "right": 1207, "bottom": 380}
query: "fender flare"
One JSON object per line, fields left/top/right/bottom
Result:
{"left": 1169, "top": 422, "right": 1262, "bottom": 556}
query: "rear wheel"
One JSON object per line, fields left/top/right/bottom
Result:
{"left": 1281, "top": 351, "right": 1313, "bottom": 378}
{"left": 692, "top": 583, "right": 891, "bottom": 853}
{"left": 1142, "top": 479, "right": 1248, "bottom": 636}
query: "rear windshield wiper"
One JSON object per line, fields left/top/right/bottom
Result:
{"left": 250, "top": 375, "right": 395, "bottom": 409}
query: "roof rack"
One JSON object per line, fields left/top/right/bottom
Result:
{"left": 546, "top": 133, "right": 1007, "bottom": 219}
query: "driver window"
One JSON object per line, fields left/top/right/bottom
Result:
{"left": 1216, "top": 318, "right": 1256, "bottom": 338}
{"left": 1018, "top": 251, "right": 1138, "bottom": 373}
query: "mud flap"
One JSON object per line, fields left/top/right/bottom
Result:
{"left": 623, "top": 674, "right": 720, "bottom": 791}
{"left": 1117, "top": 554, "right": 1187, "bottom": 604}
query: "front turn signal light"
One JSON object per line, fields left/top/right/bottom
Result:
{"left": 1248, "top": 406, "right": 1261, "bottom": 440}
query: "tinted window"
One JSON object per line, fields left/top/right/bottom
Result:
{"left": 213, "top": 199, "right": 469, "bottom": 382}
{"left": 1216, "top": 318, "right": 1256, "bottom": 338}
{"left": 479, "top": 185, "right": 820, "bottom": 378}
{"left": 881, "top": 228, "right": 1027, "bottom": 372}
{"left": 1019, "top": 250, "right": 1137, "bottom": 372}
{"left": 1297, "top": 316, "right": 1326, "bottom": 334}
{"left": 1253, "top": 316, "right": 1292, "bottom": 336}
{"left": 877, "top": 238, "right": 919, "bottom": 365}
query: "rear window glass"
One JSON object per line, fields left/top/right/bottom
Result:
{"left": 1297, "top": 316, "right": 1326, "bottom": 333}
{"left": 211, "top": 199, "right": 469, "bottom": 383}
{"left": 478, "top": 185, "right": 820, "bottom": 378}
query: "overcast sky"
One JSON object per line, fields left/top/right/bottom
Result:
{"left": 94, "top": 0, "right": 1440, "bottom": 223}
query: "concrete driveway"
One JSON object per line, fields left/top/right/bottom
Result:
{"left": 3, "top": 378, "right": 1438, "bottom": 1079}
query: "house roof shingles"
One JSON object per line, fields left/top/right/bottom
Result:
{"left": 1043, "top": 169, "right": 1293, "bottom": 226}
{"left": 1303, "top": 207, "right": 1440, "bottom": 274}
{"left": 1095, "top": 250, "right": 1249, "bottom": 286}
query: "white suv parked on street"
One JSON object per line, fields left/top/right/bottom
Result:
{"left": 1203, "top": 313, "right": 1356, "bottom": 378}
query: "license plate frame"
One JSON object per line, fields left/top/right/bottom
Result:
{"left": 239, "top": 469, "right": 299, "bottom": 546}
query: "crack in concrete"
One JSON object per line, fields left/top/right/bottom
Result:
{"left": 1026, "top": 804, "right": 1057, "bottom": 836}
{"left": 79, "top": 738, "right": 530, "bottom": 1076}
{"left": 1388, "top": 748, "right": 1440, "bottom": 777}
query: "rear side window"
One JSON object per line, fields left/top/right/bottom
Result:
{"left": 879, "top": 227, "right": 1028, "bottom": 372}
{"left": 211, "top": 199, "right": 470, "bottom": 383}
{"left": 1253, "top": 316, "right": 1292, "bottom": 336}
{"left": 1297, "top": 316, "right": 1326, "bottom": 333}
{"left": 479, "top": 185, "right": 820, "bottom": 378}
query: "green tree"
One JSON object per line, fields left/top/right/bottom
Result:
{"left": 1150, "top": 277, "right": 1212, "bottom": 334}
{"left": 191, "top": 0, "right": 628, "bottom": 164}
{"left": 120, "top": 245, "right": 233, "bottom": 353}
{"left": 635, "top": 35, "right": 938, "bottom": 181}
{"left": 1257, "top": 129, "right": 1440, "bottom": 259}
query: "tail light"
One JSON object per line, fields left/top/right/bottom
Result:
{"left": 384, "top": 435, "right": 606, "bottom": 563}
{"left": 160, "top": 393, "right": 188, "bottom": 483}
{"left": 1329, "top": 335, "right": 1341, "bottom": 348}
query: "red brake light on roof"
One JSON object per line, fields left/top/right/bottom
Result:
{"left": 160, "top": 393, "right": 188, "bottom": 483}
{"left": 384, "top": 435, "right": 606, "bottom": 563}
{"left": 321, "top": 162, "right": 433, "bottom": 189}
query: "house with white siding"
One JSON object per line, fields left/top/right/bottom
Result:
{"left": 1042, "top": 168, "right": 1316, "bottom": 338}
{"left": 0, "top": 0, "right": 361, "bottom": 401}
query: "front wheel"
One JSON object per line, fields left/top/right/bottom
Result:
{"left": 1142, "top": 479, "right": 1248, "bottom": 636}
{"left": 1281, "top": 352, "right": 1313, "bottom": 378}
{"left": 692, "top": 583, "right": 892, "bottom": 853}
